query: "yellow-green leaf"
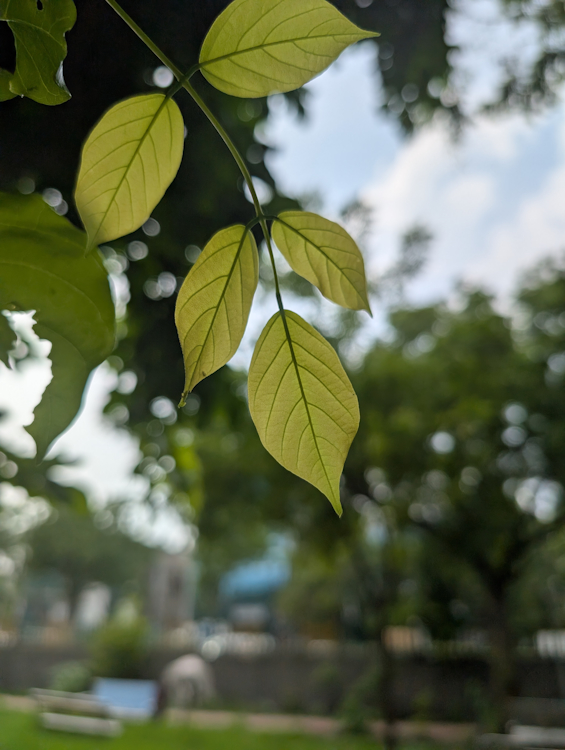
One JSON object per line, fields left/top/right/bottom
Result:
{"left": 248, "top": 310, "right": 359, "bottom": 514}
{"left": 75, "top": 94, "right": 184, "bottom": 250}
{"left": 272, "top": 211, "right": 372, "bottom": 313}
{"left": 175, "top": 225, "right": 259, "bottom": 399}
{"left": 199, "top": 0, "right": 378, "bottom": 98}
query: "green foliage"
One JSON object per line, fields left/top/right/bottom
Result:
{"left": 272, "top": 211, "right": 372, "bottom": 313}
{"left": 339, "top": 664, "right": 381, "bottom": 733}
{"left": 26, "top": 504, "right": 153, "bottom": 609}
{"left": 342, "top": 289, "right": 565, "bottom": 727}
{"left": 0, "top": 0, "right": 76, "bottom": 105}
{"left": 0, "top": 313, "right": 15, "bottom": 367}
{"left": 89, "top": 610, "right": 148, "bottom": 679}
{"left": 199, "top": 0, "right": 378, "bottom": 98}
{"left": 248, "top": 310, "right": 359, "bottom": 514}
{"left": 1, "top": 0, "right": 375, "bottom": 508}
{"left": 75, "top": 94, "right": 185, "bottom": 250}
{"left": 175, "top": 225, "right": 258, "bottom": 398}
{"left": 49, "top": 660, "right": 92, "bottom": 693}
{"left": 0, "top": 192, "right": 114, "bottom": 456}
{"left": 0, "top": 0, "right": 376, "bottom": 505}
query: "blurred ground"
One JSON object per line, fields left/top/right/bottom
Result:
{"left": 0, "top": 703, "right": 474, "bottom": 749}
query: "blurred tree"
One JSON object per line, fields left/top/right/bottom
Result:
{"left": 3, "top": 0, "right": 565, "bottom": 728}
{"left": 260, "top": 267, "right": 565, "bottom": 732}
{"left": 1, "top": 0, "right": 563, "bottom": 524}
{"left": 341, "top": 285, "right": 564, "bottom": 729}
{"left": 495, "top": 1, "right": 565, "bottom": 114}
{"left": 25, "top": 504, "right": 153, "bottom": 617}
{"left": 0, "top": 429, "right": 92, "bottom": 627}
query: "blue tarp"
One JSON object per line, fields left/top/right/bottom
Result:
{"left": 92, "top": 678, "right": 158, "bottom": 719}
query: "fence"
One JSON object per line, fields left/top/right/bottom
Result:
{"left": 1, "top": 641, "right": 565, "bottom": 721}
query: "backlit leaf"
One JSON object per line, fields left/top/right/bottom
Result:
{"left": 248, "top": 310, "right": 359, "bottom": 514}
{"left": 199, "top": 0, "right": 378, "bottom": 98}
{"left": 0, "top": 313, "right": 15, "bottom": 367}
{"left": 0, "top": 0, "right": 76, "bottom": 105}
{"left": 176, "top": 225, "right": 258, "bottom": 399}
{"left": 0, "top": 193, "right": 115, "bottom": 457}
{"left": 272, "top": 211, "right": 371, "bottom": 313}
{"left": 75, "top": 94, "right": 185, "bottom": 250}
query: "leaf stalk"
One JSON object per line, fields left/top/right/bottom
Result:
{"left": 103, "top": 0, "right": 284, "bottom": 313}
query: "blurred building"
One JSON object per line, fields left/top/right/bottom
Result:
{"left": 219, "top": 555, "right": 290, "bottom": 632}
{"left": 146, "top": 551, "right": 197, "bottom": 634}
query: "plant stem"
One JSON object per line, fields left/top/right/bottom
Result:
{"left": 103, "top": 0, "right": 262, "bottom": 213}
{"left": 263, "top": 222, "right": 285, "bottom": 313}
{"left": 103, "top": 0, "right": 182, "bottom": 77}
{"left": 180, "top": 81, "right": 263, "bottom": 218}
{"left": 103, "top": 0, "right": 285, "bottom": 315}
{"left": 178, "top": 83, "right": 284, "bottom": 312}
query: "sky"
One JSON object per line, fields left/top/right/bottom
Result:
{"left": 2, "top": 0, "right": 565, "bottom": 548}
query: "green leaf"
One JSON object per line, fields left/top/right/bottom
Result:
{"left": 0, "top": 0, "right": 76, "bottom": 106}
{"left": 75, "top": 94, "right": 185, "bottom": 250}
{"left": 31, "top": 325, "right": 90, "bottom": 457}
{"left": 175, "top": 224, "right": 258, "bottom": 399}
{"left": 248, "top": 310, "right": 359, "bottom": 514}
{"left": 199, "top": 0, "right": 378, "bottom": 98}
{"left": 0, "top": 192, "right": 115, "bottom": 457}
{"left": 272, "top": 211, "right": 372, "bottom": 313}
{"left": 0, "top": 313, "right": 15, "bottom": 367}
{"left": 0, "top": 69, "right": 16, "bottom": 102}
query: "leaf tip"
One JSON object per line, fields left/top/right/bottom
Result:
{"left": 327, "top": 484, "right": 343, "bottom": 517}
{"left": 331, "top": 496, "right": 343, "bottom": 517}
{"left": 359, "top": 29, "right": 380, "bottom": 40}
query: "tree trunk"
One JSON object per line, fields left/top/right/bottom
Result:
{"left": 486, "top": 592, "right": 514, "bottom": 732}
{"left": 377, "top": 627, "right": 397, "bottom": 750}
{"left": 351, "top": 544, "right": 398, "bottom": 748}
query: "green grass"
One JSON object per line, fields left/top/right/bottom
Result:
{"left": 0, "top": 710, "right": 381, "bottom": 750}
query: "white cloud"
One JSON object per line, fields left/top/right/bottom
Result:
{"left": 362, "top": 105, "right": 565, "bottom": 302}
{"left": 263, "top": 44, "right": 398, "bottom": 214}
{"left": 49, "top": 364, "right": 144, "bottom": 506}
{"left": 476, "top": 112, "right": 565, "bottom": 285}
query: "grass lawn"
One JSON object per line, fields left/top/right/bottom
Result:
{"left": 0, "top": 709, "right": 386, "bottom": 750}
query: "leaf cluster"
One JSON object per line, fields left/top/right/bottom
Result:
{"left": 1, "top": 0, "right": 379, "bottom": 511}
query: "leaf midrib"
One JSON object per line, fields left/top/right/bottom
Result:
{"left": 36, "top": 322, "right": 89, "bottom": 371}
{"left": 5, "top": 20, "right": 63, "bottom": 43}
{"left": 0, "top": 258, "right": 111, "bottom": 339}
{"left": 0, "top": 224, "right": 83, "bottom": 254}
{"left": 275, "top": 216, "right": 367, "bottom": 308}
{"left": 180, "top": 228, "right": 252, "bottom": 392}
{"left": 2, "top": 0, "right": 75, "bottom": 40}
{"left": 83, "top": 95, "right": 170, "bottom": 247}
{"left": 201, "top": 31, "right": 369, "bottom": 68}
{"left": 278, "top": 311, "right": 336, "bottom": 505}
